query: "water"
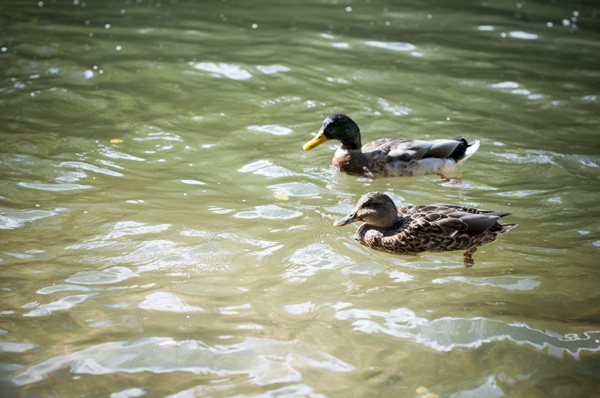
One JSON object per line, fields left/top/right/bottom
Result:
{"left": 1, "top": 0, "right": 599, "bottom": 396}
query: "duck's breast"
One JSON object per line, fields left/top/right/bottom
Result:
{"left": 332, "top": 148, "right": 369, "bottom": 176}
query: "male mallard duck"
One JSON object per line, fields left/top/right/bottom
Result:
{"left": 334, "top": 192, "right": 516, "bottom": 267}
{"left": 303, "top": 114, "right": 480, "bottom": 179}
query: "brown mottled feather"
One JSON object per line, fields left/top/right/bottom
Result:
{"left": 335, "top": 193, "right": 516, "bottom": 267}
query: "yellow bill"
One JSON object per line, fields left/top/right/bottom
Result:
{"left": 302, "top": 129, "right": 329, "bottom": 150}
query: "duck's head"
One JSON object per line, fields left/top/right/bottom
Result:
{"left": 303, "top": 114, "right": 362, "bottom": 151}
{"left": 334, "top": 192, "right": 399, "bottom": 228}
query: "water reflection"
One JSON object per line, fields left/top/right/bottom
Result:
{"left": 1, "top": 0, "right": 600, "bottom": 395}
{"left": 191, "top": 62, "right": 253, "bottom": 81}
{"left": 11, "top": 336, "right": 355, "bottom": 387}
{"left": 432, "top": 275, "right": 541, "bottom": 291}
{"left": 238, "top": 159, "right": 296, "bottom": 178}
{"left": 331, "top": 305, "right": 600, "bottom": 358}
{"left": 0, "top": 208, "right": 65, "bottom": 230}
{"left": 23, "top": 293, "right": 97, "bottom": 318}
{"left": 234, "top": 204, "right": 302, "bottom": 220}
{"left": 284, "top": 243, "right": 353, "bottom": 283}
{"left": 139, "top": 292, "right": 203, "bottom": 313}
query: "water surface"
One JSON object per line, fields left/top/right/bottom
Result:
{"left": 1, "top": 0, "right": 599, "bottom": 397}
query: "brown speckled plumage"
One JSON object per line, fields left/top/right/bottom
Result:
{"left": 334, "top": 192, "right": 516, "bottom": 267}
{"left": 303, "top": 114, "right": 480, "bottom": 178}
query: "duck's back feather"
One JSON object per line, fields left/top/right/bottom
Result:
{"left": 362, "top": 138, "right": 462, "bottom": 162}
{"left": 357, "top": 203, "right": 515, "bottom": 254}
{"left": 346, "top": 137, "right": 480, "bottom": 178}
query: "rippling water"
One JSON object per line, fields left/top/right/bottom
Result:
{"left": 1, "top": 0, "right": 599, "bottom": 397}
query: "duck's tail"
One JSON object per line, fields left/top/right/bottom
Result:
{"left": 460, "top": 139, "right": 480, "bottom": 162}
{"left": 499, "top": 223, "right": 518, "bottom": 235}
{"left": 448, "top": 137, "right": 480, "bottom": 163}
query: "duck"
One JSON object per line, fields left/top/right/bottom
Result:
{"left": 303, "top": 114, "right": 480, "bottom": 179}
{"left": 333, "top": 192, "right": 516, "bottom": 267}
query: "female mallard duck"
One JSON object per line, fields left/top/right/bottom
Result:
{"left": 334, "top": 192, "right": 516, "bottom": 267}
{"left": 303, "top": 114, "right": 480, "bottom": 179}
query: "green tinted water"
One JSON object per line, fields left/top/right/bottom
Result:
{"left": 1, "top": 0, "right": 599, "bottom": 397}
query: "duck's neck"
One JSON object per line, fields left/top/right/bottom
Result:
{"left": 358, "top": 217, "right": 402, "bottom": 237}
{"left": 367, "top": 209, "right": 401, "bottom": 230}
{"left": 340, "top": 140, "right": 362, "bottom": 151}
{"left": 378, "top": 216, "right": 402, "bottom": 230}
{"left": 339, "top": 136, "right": 362, "bottom": 150}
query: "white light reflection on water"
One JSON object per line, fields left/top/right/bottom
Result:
{"left": 139, "top": 292, "right": 204, "bottom": 313}
{"left": 377, "top": 98, "right": 412, "bottom": 116}
{"left": 17, "top": 182, "right": 93, "bottom": 191}
{"left": 66, "top": 267, "right": 140, "bottom": 285}
{"left": 256, "top": 64, "right": 290, "bottom": 75}
{"left": 10, "top": 337, "right": 354, "bottom": 387}
{"left": 238, "top": 159, "right": 296, "bottom": 178}
{"left": 284, "top": 244, "right": 353, "bottom": 283}
{"left": 364, "top": 41, "right": 416, "bottom": 52}
{"left": 23, "top": 293, "right": 98, "bottom": 317}
{"left": 0, "top": 208, "right": 66, "bottom": 230}
{"left": 329, "top": 306, "right": 600, "bottom": 359}
{"left": 247, "top": 124, "right": 294, "bottom": 136}
{"left": 190, "top": 62, "right": 253, "bottom": 80}
{"left": 234, "top": 205, "right": 302, "bottom": 220}
{"left": 68, "top": 221, "right": 172, "bottom": 244}
{"left": 58, "top": 161, "right": 123, "bottom": 178}
{"left": 268, "top": 182, "right": 327, "bottom": 197}
{"left": 99, "top": 146, "right": 146, "bottom": 162}
{"left": 508, "top": 31, "right": 539, "bottom": 40}
{"left": 0, "top": 342, "right": 38, "bottom": 353}
{"left": 490, "top": 81, "right": 544, "bottom": 100}
{"left": 432, "top": 275, "right": 541, "bottom": 291}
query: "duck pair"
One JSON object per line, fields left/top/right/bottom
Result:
{"left": 302, "top": 114, "right": 516, "bottom": 268}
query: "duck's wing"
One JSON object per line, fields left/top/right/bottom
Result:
{"left": 362, "top": 138, "right": 461, "bottom": 161}
{"left": 422, "top": 204, "right": 511, "bottom": 218}
{"left": 445, "top": 213, "right": 500, "bottom": 235}
{"left": 402, "top": 206, "right": 504, "bottom": 236}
